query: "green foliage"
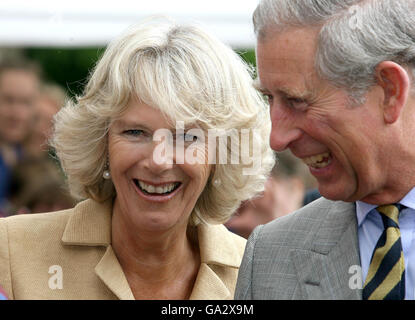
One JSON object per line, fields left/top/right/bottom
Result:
{"left": 25, "top": 47, "right": 105, "bottom": 97}
{"left": 236, "top": 49, "right": 256, "bottom": 68}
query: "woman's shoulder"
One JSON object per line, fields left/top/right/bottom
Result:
{"left": 0, "top": 198, "right": 112, "bottom": 242}
{"left": 0, "top": 206, "right": 74, "bottom": 230}
{"left": 198, "top": 223, "right": 247, "bottom": 263}
{"left": 0, "top": 206, "right": 75, "bottom": 244}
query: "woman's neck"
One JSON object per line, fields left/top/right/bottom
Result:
{"left": 111, "top": 205, "right": 200, "bottom": 298}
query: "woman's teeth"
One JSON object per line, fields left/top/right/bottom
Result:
{"left": 302, "top": 152, "right": 332, "bottom": 168}
{"left": 136, "top": 180, "right": 180, "bottom": 194}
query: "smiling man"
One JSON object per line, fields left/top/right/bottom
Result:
{"left": 235, "top": 0, "right": 415, "bottom": 300}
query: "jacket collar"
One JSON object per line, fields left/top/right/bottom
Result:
{"left": 197, "top": 223, "right": 244, "bottom": 268}
{"left": 61, "top": 198, "right": 112, "bottom": 246}
{"left": 61, "top": 199, "right": 240, "bottom": 300}
{"left": 189, "top": 223, "right": 244, "bottom": 299}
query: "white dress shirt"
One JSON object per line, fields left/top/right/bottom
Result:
{"left": 356, "top": 187, "right": 415, "bottom": 299}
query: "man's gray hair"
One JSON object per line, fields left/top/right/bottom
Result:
{"left": 253, "top": 0, "right": 415, "bottom": 103}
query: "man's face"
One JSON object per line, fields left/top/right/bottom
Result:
{"left": 256, "top": 28, "right": 393, "bottom": 203}
{"left": 0, "top": 70, "right": 39, "bottom": 144}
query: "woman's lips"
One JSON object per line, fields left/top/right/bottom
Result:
{"left": 132, "top": 179, "right": 183, "bottom": 202}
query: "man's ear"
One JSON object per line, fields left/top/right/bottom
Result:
{"left": 375, "top": 61, "right": 410, "bottom": 124}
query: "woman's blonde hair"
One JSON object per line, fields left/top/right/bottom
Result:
{"left": 51, "top": 17, "right": 275, "bottom": 225}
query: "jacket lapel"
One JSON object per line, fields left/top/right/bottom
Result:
{"left": 290, "top": 200, "right": 362, "bottom": 299}
{"left": 95, "top": 246, "right": 135, "bottom": 300}
{"left": 61, "top": 199, "right": 112, "bottom": 246}
{"left": 61, "top": 199, "right": 134, "bottom": 299}
{"left": 189, "top": 263, "right": 231, "bottom": 299}
{"left": 189, "top": 224, "right": 243, "bottom": 300}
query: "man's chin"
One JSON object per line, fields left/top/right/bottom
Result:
{"left": 317, "top": 185, "right": 357, "bottom": 203}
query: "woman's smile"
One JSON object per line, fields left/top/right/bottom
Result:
{"left": 133, "top": 179, "right": 183, "bottom": 202}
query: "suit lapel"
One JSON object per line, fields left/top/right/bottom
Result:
{"left": 291, "top": 200, "right": 362, "bottom": 299}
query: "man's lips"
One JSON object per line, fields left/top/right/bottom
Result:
{"left": 301, "top": 152, "right": 332, "bottom": 169}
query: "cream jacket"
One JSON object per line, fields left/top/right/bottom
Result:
{"left": 0, "top": 199, "right": 246, "bottom": 299}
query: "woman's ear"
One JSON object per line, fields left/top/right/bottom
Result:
{"left": 375, "top": 61, "right": 410, "bottom": 124}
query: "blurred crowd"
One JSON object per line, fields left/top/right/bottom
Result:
{"left": 225, "top": 150, "right": 320, "bottom": 239}
{"left": 0, "top": 56, "right": 76, "bottom": 217}
{"left": 0, "top": 54, "right": 319, "bottom": 238}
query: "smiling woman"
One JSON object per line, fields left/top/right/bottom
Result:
{"left": 0, "top": 17, "right": 274, "bottom": 300}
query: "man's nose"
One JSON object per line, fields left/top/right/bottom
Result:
{"left": 269, "top": 105, "right": 302, "bottom": 151}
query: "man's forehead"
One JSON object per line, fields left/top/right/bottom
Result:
{"left": 254, "top": 65, "right": 317, "bottom": 100}
{"left": 257, "top": 28, "right": 318, "bottom": 65}
{"left": 255, "top": 28, "right": 320, "bottom": 97}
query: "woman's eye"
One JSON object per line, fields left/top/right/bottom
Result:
{"left": 184, "top": 134, "right": 199, "bottom": 142}
{"left": 176, "top": 133, "right": 200, "bottom": 143}
{"left": 124, "top": 129, "right": 145, "bottom": 136}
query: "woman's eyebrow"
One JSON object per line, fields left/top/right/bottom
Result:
{"left": 112, "top": 119, "right": 152, "bottom": 132}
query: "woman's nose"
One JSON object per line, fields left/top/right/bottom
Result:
{"left": 144, "top": 140, "right": 175, "bottom": 174}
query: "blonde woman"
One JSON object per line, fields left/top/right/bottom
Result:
{"left": 0, "top": 18, "right": 274, "bottom": 300}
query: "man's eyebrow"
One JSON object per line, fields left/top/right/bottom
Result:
{"left": 253, "top": 78, "right": 264, "bottom": 92}
{"left": 254, "top": 80, "right": 313, "bottom": 100}
{"left": 276, "top": 88, "right": 313, "bottom": 100}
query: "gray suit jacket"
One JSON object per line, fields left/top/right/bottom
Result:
{"left": 234, "top": 197, "right": 362, "bottom": 299}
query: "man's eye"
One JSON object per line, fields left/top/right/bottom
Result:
{"left": 285, "top": 97, "right": 308, "bottom": 110}
{"left": 264, "top": 94, "right": 273, "bottom": 105}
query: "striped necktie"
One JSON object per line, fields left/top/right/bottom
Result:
{"left": 362, "top": 204, "right": 405, "bottom": 300}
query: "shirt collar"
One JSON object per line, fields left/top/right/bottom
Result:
{"left": 356, "top": 186, "right": 415, "bottom": 227}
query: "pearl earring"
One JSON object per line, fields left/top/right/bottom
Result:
{"left": 103, "top": 170, "right": 111, "bottom": 180}
{"left": 213, "top": 178, "right": 221, "bottom": 187}
{"left": 103, "top": 158, "right": 111, "bottom": 179}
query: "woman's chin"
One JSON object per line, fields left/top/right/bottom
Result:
{"left": 133, "top": 214, "right": 187, "bottom": 234}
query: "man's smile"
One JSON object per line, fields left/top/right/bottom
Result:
{"left": 301, "top": 152, "right": 332, "bottom": 169}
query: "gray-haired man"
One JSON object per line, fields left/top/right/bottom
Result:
{"left": 235, "top": 0, "right": 415, "bottom": 300}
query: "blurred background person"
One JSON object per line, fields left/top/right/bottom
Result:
{"left": 24, "top": 83, "right": 67, "bottom": 160}
{"left": 4, "top": 82, "right": 72, "bottom": 216}
{"left": 8, "top": 157, "right": 76, "bottom": 214}
{"left": 0, "top": 58, "right": 41, "bottom": 214}
{"left": 226, "top": 150, "right": 320, "bottom": 239}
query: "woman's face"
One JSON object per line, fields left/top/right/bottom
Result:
{"left": 108, "top": 98, "right": 212, "bottom": 233}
